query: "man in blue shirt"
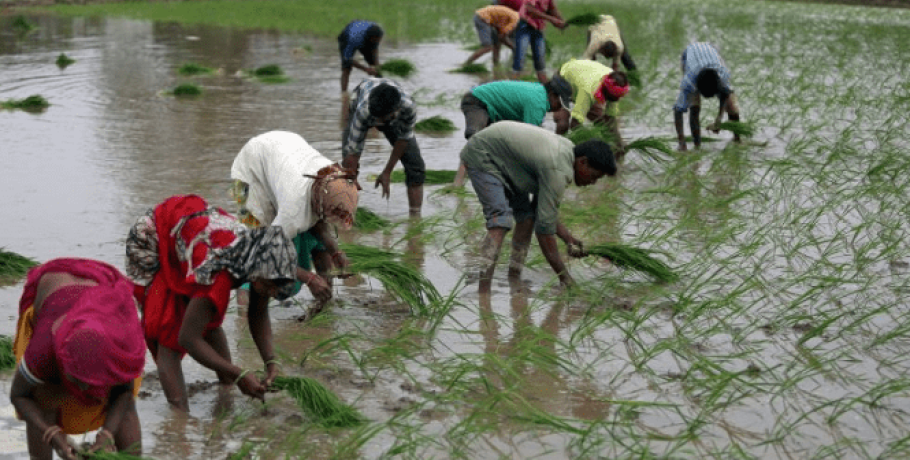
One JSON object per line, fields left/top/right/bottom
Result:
{"left": 673, "top": 42, "right": 742, "bottom": 151}
{"left": 338, "top": 20, "right": 384, "bottom": 92}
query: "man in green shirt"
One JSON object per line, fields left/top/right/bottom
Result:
{"left": 460, "top": 121, "right": 617, "bottom": 289}
{"left": 455, "top": 78, "right": 574, "bottom": 186}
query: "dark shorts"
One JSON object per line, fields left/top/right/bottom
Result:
{"left": 465, "top": 167, "right": 535, "bottom": 230}
{"left": 342, "top": 123, "right": 426, "bottom": 187}
{"left": 461, "top": 92, "right": 492, "bottom": 140}
{"left": 338, "top": 37, "right": 378, "bottom": 70}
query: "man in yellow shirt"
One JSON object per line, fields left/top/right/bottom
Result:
{"left": 556, "top": 59, "right": 630, "bottom": 158}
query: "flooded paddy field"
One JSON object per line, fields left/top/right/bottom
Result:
{"left": 1, "top": 0, "right": 909, "bottom": 458}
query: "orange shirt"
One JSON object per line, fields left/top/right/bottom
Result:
{"left": 476, "top": 5, "right": 520, "bottom": 35}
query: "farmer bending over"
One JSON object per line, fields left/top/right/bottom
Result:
{"left": 338, "top": 20, "right": 384, "bottom": 92}
{"left": 582, "top": 14, "right": 637, "bottom": 72}
{"left": 460, "top": 121, "right": 617, "bottom": 288}
{"left": 464, "top": 5, "right": 519, "bottom": 69}
{"left": 673, "top": 42, "right": 741, "bottom": 151}
{"left": 342, "top": 78, "right": 425, "bottom": 215}
{"left": 556, "top": 58, "right": 630, "bottom": 158}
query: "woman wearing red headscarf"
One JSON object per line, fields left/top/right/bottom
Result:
{"left": 125, "top": 194, "right": 298, "bottom": 411}
{"left": 10, "top": 258, "right": 146, "bottom": 460}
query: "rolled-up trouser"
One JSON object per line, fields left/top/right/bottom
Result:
{"left": 341, "top": 124, "right": 426, "bottom": 187}
{"left": 461, "top": 92, "right": 492, "bottom": 140}
{"left": 465, "top": 166, "right": 535, "bottom": 230}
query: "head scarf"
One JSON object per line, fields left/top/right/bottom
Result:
{"left": 593, "top": 73, "right": 630, "bottom": 104}
{"left": 310, "top": 164, "right": 359, "bottom": 231}
{"left": 19, "top": 258, "right": 145, "bottom": 405}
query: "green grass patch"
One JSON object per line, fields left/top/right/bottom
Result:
{"left": 414, "top": 115, "right": 457, "bottom": 133}
{"left": 451, "top": 63, "right": 488, "bottom": 74}
{"left": 379, "top": 59, "right": 416, "bottom": 78}
{"left": 271, "top": 376, "right": 367, "bottom": 428}
{"left": 55, "top": 53, "right": 76, "bottom": 69}
{"left": 565, "top": 12, "right": 599, "bottom": 27}
{"left": 170, "top": 83, "right": 202, "bottom": 96}
{"left": 1, "top": 95, "right": 49, "bottom": 112}
{"left": 586, "top": 243, "right": 678, "bottom": 283}
{"left": 178, "top": 62, "right": 215, "bottom": 76}
{"left": 354, "top": 207, "right": 393, "bottom": 232}
{"left": 0, "top": 336, "right": 15, "bottom": 370}
{"left": 0, "top": 248, "right": 38, "bottom": 284}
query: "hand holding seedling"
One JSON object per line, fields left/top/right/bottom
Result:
{"left": 567, "top": 240, "right": 587, "bottom": 258}
{"left": 237, "top": 371, "right": 267, "bottom": 402}
{"left": 375, "top": 170, "right": 392, "bottom": 199}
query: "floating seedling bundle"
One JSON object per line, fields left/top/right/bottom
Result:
{"left": 565, "top": 13, "right": 600, "bottom": 27}
{"left": 178, "top": 62, "right": 215, "bottom": 76}
{"left": 340, "top": 243, "right": 441, "bottom": 315}
{"left": 0, "top": 335, "right": 15, "bottom": 370}
{"left": 56, "top": 53, "right": 76, "bottom": 69}
{"left": 414, "top": 116, "right": 457, "bottom": 133}
{"left": 1, "top": 95, "right": 49, "bottom": 111}
{"left": 586, "top": 243, "right": 678, "bottom": 283}
{"left": 271, "top": 376, "right": 367, "bottom": 428}
{"left": 452, "top": 63, "right": 488, "bottom": 74}
{"left": 0, "top": 248, "right": 37, "bottom": 282}
{"left": 171, "top": 84, "right": 202, "bottom": 96}
{"left": 379, "top": 59, "right": 416, "bottom": 78}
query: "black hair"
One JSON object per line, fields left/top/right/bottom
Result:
{"left": 696, "top": 69, "right": 720, "bottom": 98}
{"left": 574, "top": 139, "right": 617, "bottom": 176}
{"left": 368, "top": 83, "right": 401, "bottom": 118}
{"left": 609, "top": 71, "right": 628, "bottom": 88}
{"left": 602, "top": 41, "right": 618, "bottom": 57}
{"left": 366, "top": 24, "right": 384, "bottom": 41}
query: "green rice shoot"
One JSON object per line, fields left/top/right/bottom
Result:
{"left": 0, "top": 248, "right": 38, "bottom": 282}
{"left": 253, "top": 64, "right": 283, "bottom": 77}
{"left": 12, "top": 15, "right": 36, "bottom": 33}
{"left": 414, "top": 116, "right": 456, "bottom": 133}
{"left": 625, "top": 137, "right": 674, "bottom": 162}
{"left": 716, "top": 121, "right": 755, "bottom": 137}
{"left": 355, "top": 207, "right": 393, "bottom": 232}
{"left": 586, "top": 243, "right": 678, "bottom": 283}
{"left": 1, "top": 95, "right": 49, "bottom": 111}
{"left": 178, "top": 62, "right": 215, "bottom": 76}
{"left": 56, "top": 53, "right": 76, "bottom": 69}
{"left": 340, "top": 244, "right": 441, "bottom": 315}
{"left": 76, "top": 450, "right": 151, "bottom": 459}
{"left": 564, "top": 124, "right": 616, "bottom": 145}
{"left": 171, "top": 84, "right": 202, "bottom": 96}
{"left": 565, "top": 13, "right": 600, "bottom": 27}
{"left": 452, "top": 63, "right": 488, "bottom": 74}
{"left": 380, "top": 59, "right": 416, "bottom": 78}
{"left": 387, "top": 170, "right": 457, "bottom": 185}
{"left": 0, "top": 336, "right": 15, "bottom": 370}
{"left": 626, "top": 69, "right": 642, "bottom": 87}
{"left": 272, "top": 376, "right": 367, "bottom": 428}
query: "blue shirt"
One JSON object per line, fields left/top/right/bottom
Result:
{"left": 339, "top": 20, "right": 379, "bottom": 67}
{"left": 674, "top": 42, "right": 734, "bottom": 113}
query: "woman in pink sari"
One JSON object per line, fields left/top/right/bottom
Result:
{"left": 9, "top": 258, "right": 146, "bottom": 460}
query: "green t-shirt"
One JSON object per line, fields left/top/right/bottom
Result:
{"left": 471, "top": 81, "right": 550, "bottom": 126}
{"left": 460, "top": 121, "right": 575, "bottom": 235}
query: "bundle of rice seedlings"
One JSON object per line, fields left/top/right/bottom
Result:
{"left": 625, "top": 137, "right": 674, "bottom": 162}
{"left": 716, "top": 121, "right": 755, "bottom": 137}
{"left": 379, "top": 59, "right": 416, "bottom": 78}
{"left": 340, "top": 243, "right": 440, "bottom": 315}
{"left": 253, "top": 64, "right": 283, "bottom": 76}
{"left": 452, "top": 63, "right": 488, "bottom": 74}
{"left": 0, "top": 248, "right": 37, "bottom": 281}
{"left": 564, "top": 125, "right": 616, "bottom": 145}
{"left": 171, "top": 84, "right": 202, "bottom": 97}
{"left": 586, "top": 243, "right": 677, "bottom": 283}
{"left": 414, "top": 116, "right": 457, "bottom": 133}
{"left": 56, "top": 53, "right": 76, "bottom": 69}
{"left": 12, "top": 15, "right": 36, "bottom": 33}
{"left": 387, "top": 170, "right": 457, "bottom": 185}
{"left": 354, "top": 207, "right": 392, "bottom": 232}
{"left": 626, "top": 69, "right": 642, "bottom": 87}
{"left": 178, "top": 62, "right": 214, "bottom": 76}
{"left": 76, "top": 450, "right": 150, "bottom": 459}
{"left": 1, "top": 95, "right": 49, "bottom": 111}
{"left": 0, "top": 336, "right": 15, "bottom": 370}
{"left": 565, "top": 13, "right": 600, "bottom": 27}
{"left": 271, "top": 376, "right": 367, "bottom": 428}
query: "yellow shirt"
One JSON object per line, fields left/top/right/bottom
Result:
{"left": 582, "top": 15, "right": 624, "bottom": 61}
{"left": 559, "top": 59, "right": 619, "bottom": 123}
{"left": 476, "top": 5, "right": 520, "bottom": 35}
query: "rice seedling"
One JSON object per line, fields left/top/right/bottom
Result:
{"left": 716, "top": 121, "right": 755, "bottom": 137}
{"left": 253, "top": 64, "right": 283, "bottom": 76}
{"left": 177, "top": 62, "right": 214, "bottom": 76}
{"left": 0, "top": 336, "right": 15, "bottom": 370}
{"left": 564, "top": 124, "right": 616, "bottom": 145}
{"left": 1, "top": 95, "right": 49, "bottom": 112}
{"left": 56, "top": 53, "right": 76, "bottom": 69}
{"left": 12, "top": 15, "right": 36, "bottom": 34}
{"left": 354, "top": 207, "right": 393, "bottom": 232}
{"left": 585, "top": 243, "right": 678, "bottom": 283}
{"left": 0, "top": 248, "right": 37, "bottom": 282}
{"left": 385, "top": 170, "right": 457, "bottom": 185}
{"left": 76, "top": 451, "right": 150, "bottom": 459}
{"left": 625, "top": 137, "right": 674, "bottom": 162}
{"left": 626, "top": 69, "right": 642, "bottom": 87}
{"left": 340, "top": 243, "right": 441, "bottom": 315}
{"left": 414, "top": 115, "right": 456, "bottom": 133}
{"left": 451, "top": 63, "right": 488, "bottom": 74}
{"left": 271, "top": 376, "right": 367, "bottom": 428}
{"left": 379, "top": 59, "right": 416, "bottom": 78}
{"left": 170, "top": 83, "right": 202, "bottom": 97}
{"left": 565, "top": 12, "right": 600, "bottom": 27}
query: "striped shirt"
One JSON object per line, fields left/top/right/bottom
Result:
{"left": 674, "top": 42, "right": 733, "bottom": 113}
{"left": 343, "top": 78, "right": 417, "bottom": 159}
